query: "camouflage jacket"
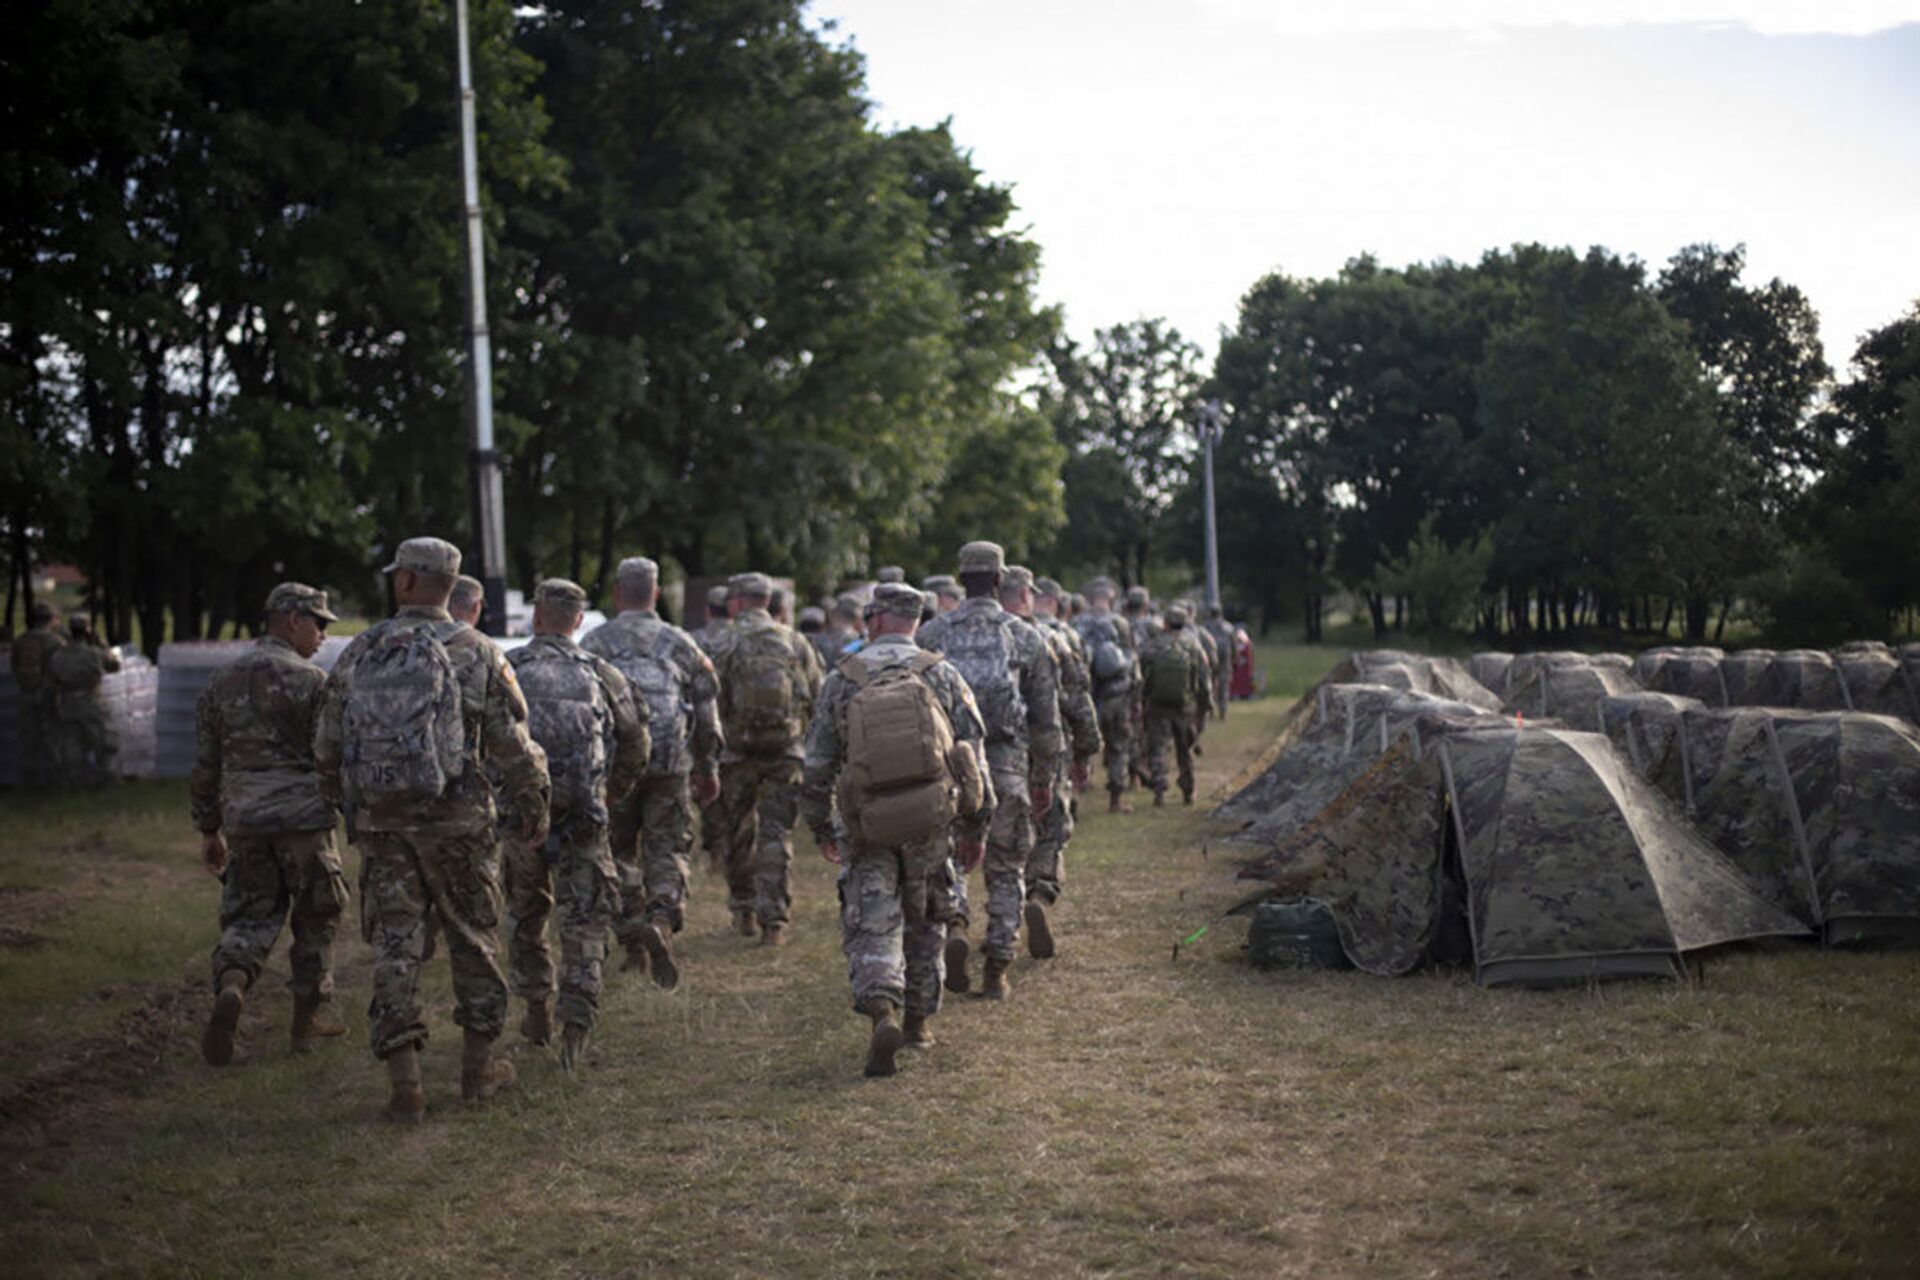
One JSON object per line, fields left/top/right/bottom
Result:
{"left": 9, "top": 625, "right": 64, "bottom": 699}
{"left": 690, "top": 619, "right": 730, "bottom": 657}
{"left": 1073, "top": 607, "right": 1141, "bottom": 700}
{"left": 1192, "top": 623, "right": 1221, "bottom": 677}
{"left": 917, "top": 596, "right": 1064, "bottom": 782}
{"left": 508, "top": 632, "right": 650, "bottom": 826}
{"left": 1141, "top": 628, "right": 1216, "bottom": 717}
{"left": 48, "top": 640, "right": 121, "bottom": 721}
{"left": 800, "top": 633, "right": 992, "bottom": 844}
{"left": 1127, "top": 611, "right": 1163, "bottom": 651}
{"left": 1034, "top": 614, "right": 1102, "bottom": 764}
{"left": 1203, "top": 619, "right": 1236, "bottom": 672}
{"left": 314, "top": 605, "right": 549, "bottom": 835}
{"left": 707, "top": 607, "right": 824, "bottom": 762}
{"left": 190, "top": 635, "right": 335, "bottom": 835}
{"left": 582, "top": 609, "right": 721, "bottom": 779}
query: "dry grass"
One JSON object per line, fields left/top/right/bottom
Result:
{"left": 2, "top": 686, "right": 1918, "bottom": 1279}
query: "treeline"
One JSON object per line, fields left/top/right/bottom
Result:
{"left": 3, "top": 0, "right": 1065, "bottom": 646}
{"left": 1053, "top": 248, "right": 1919, "bottom": 646}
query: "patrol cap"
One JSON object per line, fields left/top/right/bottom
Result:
{"left": 1002, "top": 565, "right": 1035, "bottom": 592}
{"left": 1125, "top": 585, "right": 1150, "bottom": 607}
{"left": 706, "top": 584, "right": 732, "bottom": 609}
{"left": 869, "top": 583, "right": 925, "bottom": 620}
{"left": 534, "top": 578, "right": 588, "bottom": 609}
{"left": 798, "top": 605, "right": 826, "bottom": 628}
{"left": 729, "top": 571, "right": 774, "bottom": 598}
{"left": 615, "top": 556, "right": 659, "bottom": 590}
{"left": 382, "top": 536, "right": 461, "bottom": 576}
{"left": 265, "top": 581, "right": 340, "bottom": 623}
{"left": 1084, "top": 577, "right": 1116, "bottom": 599}
{"left": 875, "top": 565, "right": 906, "bottom": 584}
{"left": 957, "top": 541, "right": 1005, "bottom": 574}
{"left": 1035, "top": 576, "right": 1064, "bottom": 600}
{"left": 1165, "top": 604, "right": 1190, "bottom": 626}
{"left": 831, "top": 593, "right": 863, "bottom": 622}
{"left": 920, "top": 573, "right": 955, "bottom": 592}
{"left": 1071, "top": 593, "right": 1089, "bottom": 613}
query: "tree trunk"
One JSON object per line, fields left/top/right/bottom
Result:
{"left": 1684, "top": 594, "right": 1710, "bottom": 642}
{"left": 591, "top": 497, "right": 617, "bottom": 604}
{"left": 1713, "top": 596, "right": 1731, "bottom": 644}
{"left": 1392, "top": 594, "right": 1405, "bottom": 632}
{"left": 1366, "top": 591, "right": 1387, "bottom": 639}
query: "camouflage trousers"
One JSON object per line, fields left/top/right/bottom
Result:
{"left": 356, "top": 825, "right": 507, "bottom": 1059}
{"left": 609, "top": 774, "right": 693, "bottom": 947}
{"left": 211, "top": 829, "right": 347, "bottom": 1000}
{"left": 839, "top": 843, "right": 956, "bottom": 1018}
{"left": 720, "top": 754, "right": 801, "bottom": 928}
{"left": 504, "top": 821, "right": 618, "bottom": 1032}
{"left": 1096, "top": 692, "right": 1133, "bottom": 796}
{"left": 17, "top": 701, "right": 54, "bottom": 788}
{"left": 49, "top": 711, "right": 116, "bottom": 788}
{"left": 1145, "top": 709, "right": 1196, "bottom": 799}
{"left": 979, "top": 756, "right": 1035, "bottom": 962}
{"left": 1027, "top": 758, "right": 1075, "bottom": 907}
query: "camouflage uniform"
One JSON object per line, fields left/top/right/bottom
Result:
{"left": 1140, "top": 617, "right": 1215, "bottom": 802}
{"left": 1203, "top": 614, "right": 1235, "bottom": 717}
{"left": 9, "top": 613, "right": 64, "bottom": 788}
{"left": 690, "top": 586, "right": 732, "bottom": 873}
{"left": 917, "top": 552, "right": 1063, "bottom": 963}
{"left": 191, "top": 624, "right": 344, "bottom": 1001}
{"left": 506, "top": 618, "right": 648, "bottom": 1033}
{"left": 1074, "top": 600, "right": 1140, "bottom": 801}
{"left": 708, "top": 577, "right": 824, "bottom": 932}
{"left": 314, "top": 596, "right": 549, "bottom": 1060}
{"left": 801, "top": 624, "right": 989, "bottom": 1018}
{"left": 46, "top": 625, "right": 121, "bottom": 787}
{"left": 582, "top": 600, "right": 721, "bottom": 944}
{"left": 1030, "top": 607, "right": 1101, "bottom": 906}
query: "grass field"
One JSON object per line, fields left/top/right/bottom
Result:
{"left": 2, "top": 646, "right": 1917, "bottom": 1278}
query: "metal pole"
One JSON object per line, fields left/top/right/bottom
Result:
{"left": 456, "top": 0, "right": 508, "bottom": 636}
{"left": 1200, "top": 399, "right": 1223, "bottom": 611}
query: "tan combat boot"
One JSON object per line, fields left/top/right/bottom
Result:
{"left": 519, "top": 994, "right": 555, "bottom": 1047}
{"left": 384, "top": 1046, "right": 426, "bottom": 1124}
{"left": 1107, "top": 792, "right": 1132, "bottom": 815}
{"left": 864, "top": 1004, "right": 906, "bottom": 1078}
{"left": 643, "top": 919, "right": 680, "bottom": 990}
{"left": 558, "top": 1023, "right": 590, "bottom": 1073}
{"left": 290, "top": 994, "right": 347, "bottom": 1053}
{"left": 1152, "top": 790, "right": 1165, "bottom": 808}
{"left": 621, "top": 939, "right": 650, "bottom": 975}
{"left": 461, "top": 1029, "right": 517, "bottom": 1102}
{"left": 979, "top": 956, "right": 1010, "bottom": 1001}
{"left": 201, "top": 970, "right": 248, "bottom": 1066}
{"left": 732, "top": 908, "right": 758, "bottom": 938}
{"left": 903, "top": 1011, "right": 935, "bottom": 1048}
{"left": 943, "top": 927, "right": 971, "bottom": 994}
{"left": 761, "top": 923, "right": 787, "bottom": 947}
{"left": 1024, "top": 899, "right": 1056, "bottom": 960}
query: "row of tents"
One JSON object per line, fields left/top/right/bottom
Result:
{"left": 1219, "top": 644, "right": 1920, "bottom": 987}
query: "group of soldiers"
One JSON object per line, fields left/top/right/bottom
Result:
{"left": 8, "top": 602, "right": 123, "bottom": 788}
{"left": 185, "top": 533, "right": 1233, "bottom": 1118}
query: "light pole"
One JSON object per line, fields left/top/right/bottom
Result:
{"left": 456, "top": 0, "right": 508, "bottom": 636}
{"left": 1197, "top": 398, "right": 1224, "bottom": 611}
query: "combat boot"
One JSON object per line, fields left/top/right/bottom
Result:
{"left": 642, "top": 919, "right": 680, "bottom": 990}
{"left": 290, "top": 994, "right": 347, "bottom": 1053}
{"left": 519, "top": 994, "right": 555, "bottom": 1047}
{"left": 1024, "top": 899, "right": 1056, "bottom": 960}
{"left": 384, "top": 1046, "right": 426, "bottom": 1124}
{"left": 903, "top": 1011, "right": 935, "bottom": 1048}
{"left": 732, "top": 908, "right": 758, "bottom": 937}
{"left": 1152, "top": 790, "right": 1165, "bottom": 808}
{"left": 761, "top": 923, "right": 787, "bottom": 947}
{"left": 1107, "top": 792, "right": 1132, "bottom": 815}
{"left": 621, "top": 939, "right": 650, "bottom": 975}
{"left": 558, "top": 1023, "right": 590, "bottom": 1073}
{"left": 461, "top": 1029, "right": 516, "bottom": 1103}
{"left": 943, "top": 927, "right": 971, "bottom": 994}
{"left": 863, "top": 1003, "right": 905, "bottom": 1078}
{"left": 1181, "top": 789, "right": 1194, "bottom": 807}
{"left": 979, "top": 955, "right": 1010, "bottom": 1001}
{"left": 201, "top": 970, "right": 247, "bottom": 1066}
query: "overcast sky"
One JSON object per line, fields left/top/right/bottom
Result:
{"left": 812, "top": 1, "right": 1920, "bottom": 373}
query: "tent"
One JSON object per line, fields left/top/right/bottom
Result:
{"left": 1500, "top": 651, "right": 1594, "bottom": 702}
{"left": 1720, "top": 650, "right": 1777, "bottom": 705}
{"left": 1836, "top": 648, "right": 1920, "bottom": 722}
{"left": 1647, "top": 708, "right": 1920, "bottom": 945}
{"left": 1599, "top": 691, "right": 1703, "bottom": 776}
{"left": 1633, "top": 647, "right": 1730, "bottom": 706}
{"left": 1752, "top": 649, "right": 1851, "bottom": 711}
{"left": 1317, "top": 650, "right": 1503, "bottom": 711}
{"left": 1506, "top": 661, "right": 1641, "bottom": 729}
{"left": 1468, "top": 652, "right": 1514, "bottom": 698}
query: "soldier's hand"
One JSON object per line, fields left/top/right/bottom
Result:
{"left": 819, "top": 836, "right": 841, "bottom": 865}
{"left": 201, "top": 832, "right": 228, "bottom": 878}
{"left": 1031, "top": 784, "right": 1053, "bottom": 818}
{"left": 955, "top": 837, "right": 986, "bottom": 873}
{"left": 692, "top": 771, "right": 721, "bottom": 807}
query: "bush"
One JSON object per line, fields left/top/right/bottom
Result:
{"left": 1375, "top": 519, "right": 1494, "bottom": 635}
{"left": 1739, "top": 544, "right": 1884, "bottom": 647}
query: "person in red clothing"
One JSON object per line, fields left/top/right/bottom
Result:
{"left": 1230, "top": 627, "right": 1256, "bottom": 701}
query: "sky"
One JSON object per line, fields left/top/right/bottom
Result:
{"left": 811, "top": 1, "right": 1920, "bottom": 371}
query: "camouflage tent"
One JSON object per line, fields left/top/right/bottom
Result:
{"left": 1751, "top": 649, "right": 1851, "bottom": 711}
{"left": 1316, "top": 650, "right": 1503, "bottom": 712}
{"left": 1500, "top": 651, "right": 1593, "bottom": 702}
{"left": 1599, "top": 691, "right": 1704, "bottom": 776}
{"left": 1506, "top": 661, "right": 1641, "bottom": 730}
{"left": 1245, "top": 724, "right": 1804, "bottom": 985}
{"left": 1719, "top": 650, "right": 1776, "bottom": 706}
{"left": 1647, "top": 708, "right": 1920, "bottom": 945}
{"left": 1468, "top": 652, "right": 1514, "bottom": 698}
{"left": 1633, "top": 647, "right": 1730, "bottom": 706}
{"left": 1836, "top": 648, "right": 1920, "bottom": 721}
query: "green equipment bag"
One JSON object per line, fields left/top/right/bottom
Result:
{"left": 1247, "top": 898, "right": 1351, "bottom": 970}
{"left": 1143, "top": 640, "right": 1195, "bottom": 711}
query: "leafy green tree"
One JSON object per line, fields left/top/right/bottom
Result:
{"left": 1375, "top": 517, "right": 1494, "bottom": 635}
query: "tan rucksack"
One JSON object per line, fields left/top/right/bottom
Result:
{"left": 837, "top": 652, "right": 982, "bottom": 848}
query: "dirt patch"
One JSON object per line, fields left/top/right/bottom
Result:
{"left": 0, "top": 887, "right": 69, "bottom": 942}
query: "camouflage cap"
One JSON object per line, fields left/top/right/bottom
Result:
{"left": 870, "top": 583, "right": 925, "bottom": 620}
{"left": 1165, "top": 603, "right": 1190, "bottom": 626}
{"left": 615, "top": 556, "right": 659, "bottom": 589}
{"left": 798, "top": 605, "right": 826, "bottom": 628}
{"left": 706, "top": 584, "right": 732, "bottom": 609}
{"left": 265, "top": 581, "right": 340, "bottom": 623}
{"left": 1084, "top": 576, "right": 1116, "bottom": 599}
{"left": 832, "top": 593, "right": 863, "bottom": 621}
{"left": 1125, "top": 585, "right": 1150, "bottom": 608}
{"left": 1071, "top": 593, "right": 1089, "bottom": 613}
{"left": 1003, "top": 565, "right": 1035, "bottom": 592}
{"left": 381, "top": 535, "right": 461, "bottom": 576}
{"left": 875, "top": 565, "right": 906, "bottom": 584}
{"left": 1034, "top": 575, "right": 1065, "bottom": 600}
{"left": 957, "top": 541, "right": 1005, "bottom": 574}
{"left": 534, "top": 578, "right": 588, "bottom": 609}
{"left": 729, "top": 571, "right": 774, "bottom": 598}
{"left": 921, "top": 573, "right": 956, "bottom": 592}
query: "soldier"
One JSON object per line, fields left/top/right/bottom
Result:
{"left": 1074, "top": 579, "right": 1141, "bottom": 814}
{"left": 813, "top": 595, "right": 863, "bottom": 667}
{"left": 582, "top": 556, "right": 722, "bottom": 987}
{"left": 708, "top": 571, "right": 824, "bottom": 944}
{"left": 1188, "top": 610, "right": 1221, "bottom": 750}
{"left": 47, "top": 614, "right": 122, "bottom": 787}
{"left": 1203, "top": 605, "right": 1236, "bottom": 720}
{"left": 690, "top": 584, "right": 732, "bottom": 655}
{"left": 1138, "top": 605, "right": 1215, "bottom": 806}
{"left": 922, "top": 575, "right": 963, "bottom": 615}
{"left": 192, "top": 583, "right": 347, "bottom": 1065}
{"left": 1124, "top": 585, "right": 1162, "bottom": 649}
{"left": 314, "top": 537, "right": 550, "bottom": 1122}
{"left": 507, "top": 580, "right": 649, "bottom": 1068}
{"left": 1026, "top": 575, "right": 1101, "bottom": 921}
{"left": 690, "top": 582, "right": 733, "bottom": 874}
{"left": 917, "top": 542, "right": 1062, "bottom": 999}
{"left": 874, "top": 565, "right": 907, "bottom": 585}
{"left": 802, "top": 583, "right": 990, "bottom": 1075}
{"left": 9, "top": 601, "right": 64, "bottom": 788}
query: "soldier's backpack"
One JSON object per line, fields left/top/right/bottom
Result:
{"left": 1078, "top": 614, "right": 1131, "bottom": 692}
{"left": 1143, "top": 638, "right": 1198, "bottom": 711}
{"left": 511, "top": 644, "right": 611, "bottom": 819}
{"left": 837, "top": 652, "right": 980, "bottom": 847}
{"left": 340, "top": 621, "right": 466, "bottom": 806}
{"left": 940, "top": 612, "right": 1025, "bottom": 741}
{"left": 719, "top": 622, "right": 801, "bottom": 754}
{"left": 602, "top": 624, "right": 683, "bottom": 769}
